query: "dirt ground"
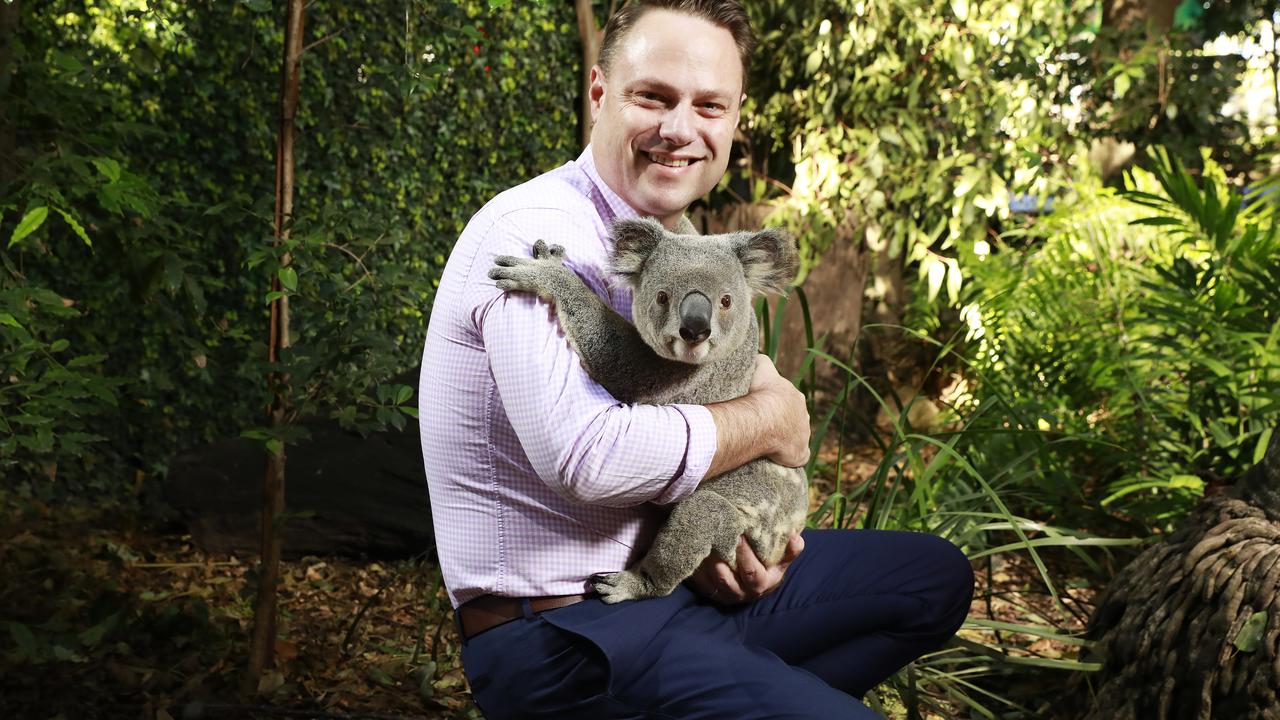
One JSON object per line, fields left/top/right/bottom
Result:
{"left": 0, "top": 438, "right": 1106, "bottom": 720}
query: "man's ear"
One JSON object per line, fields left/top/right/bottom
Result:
{"left": 588, "top": 65, "right": 606, "bottom": 122}
{"left": 609, "top": 217, "right": 666, "bottom": 287}
{"left": 734, "top": 228, "right": 797, "bottom": 296}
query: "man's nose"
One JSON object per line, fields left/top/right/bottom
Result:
{"left": 659, "top": 103, "right": 696, "bottom": 146}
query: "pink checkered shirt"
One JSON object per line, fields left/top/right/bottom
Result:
{"left": 418, "top": 146, "right": 718, "bottom": 608}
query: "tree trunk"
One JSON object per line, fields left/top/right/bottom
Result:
{"left": 574, "top": 0, "right": 602, "bottom": 149}
{"left": 1081, "top": 430, "right": 1280, "bottom": 719}
{"left": 243, "top": 0, "right": 304, "bottom": 695}
{"left": 1103, "top": 0, "right": 1181, "bottom": 33}
{"left": 1091, "top": 0, "right": 1183, "bottom": 177}
{"left": 0, "top": 0, "right": 20, "bottom": 188}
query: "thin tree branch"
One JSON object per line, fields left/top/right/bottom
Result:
{"left": 301, "top": 28, "right": 343, "bottom": 56}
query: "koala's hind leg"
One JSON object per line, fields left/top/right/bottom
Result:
{"left": 592, "top": 490, "right": 740, "bottom": 604}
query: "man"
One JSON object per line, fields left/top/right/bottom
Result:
{"left": 418, "top": 1, "right": 974, "bottom": 717}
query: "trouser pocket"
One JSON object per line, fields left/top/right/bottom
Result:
{"left": 461, "top": 614, "right": 628, "bottom": 720}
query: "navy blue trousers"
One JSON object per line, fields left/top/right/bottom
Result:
{"left": 460, "top": 529, "right": 974, "bottom": 719}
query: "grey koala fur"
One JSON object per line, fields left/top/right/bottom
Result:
{"left": 488, "top": 216, "right": 808, "bottom": 604}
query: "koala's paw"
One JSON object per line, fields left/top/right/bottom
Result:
{"left": 591, "top": 570, "right": 655, "bottom": 604}
{"left": 530, "top": 239, "right": 565, "bottom": 261}
{"left": 488, "top": 240, "right": 568, "bottom": 295}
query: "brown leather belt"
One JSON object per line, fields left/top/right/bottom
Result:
{"left": 457, "top": 593, "right": 593, "bottom": 640}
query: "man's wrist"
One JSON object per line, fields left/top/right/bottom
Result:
{"left": 705, "top": 393, "right": 774, "bottom": 479}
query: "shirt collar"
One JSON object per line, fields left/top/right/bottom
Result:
{"left": 577, "top": 145, "right": 641, "bottom": 228}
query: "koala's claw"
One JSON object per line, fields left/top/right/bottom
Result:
{"left": 531, "top": 240, "right": 566, "bottom": 260}
{"left": 488, "top": 241, "right": 570, "bottom": 294}
{"left": 592, "top": 570, "right": 655, "bottom": 604}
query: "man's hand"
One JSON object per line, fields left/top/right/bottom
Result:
{"left": 689, "top": 532, "right": 804, "bottom": 605}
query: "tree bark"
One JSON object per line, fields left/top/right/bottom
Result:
{"left": 1081, "top": 429, "right": 1280, "bottom": 719}
{"left": 574, "top": 0, "right": 601, "bottom": 149}
{"left": 243, "top": 0, "right": 304, "bottom": 696}
{"left": 0, "top": 0, "right": 20, "bottom": 188}
{"left": 1102, "top": 0, "right": 1181, "bottom": 33}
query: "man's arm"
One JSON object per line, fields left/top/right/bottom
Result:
{"left": 474, "top": 214, "right": 716, "bottom": 508}
{"left": 705, "top": 354, "right": 811, "bottom": 477}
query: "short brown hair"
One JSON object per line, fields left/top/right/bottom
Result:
{"left": 597, "top": 0, "right": 756, "bottom": 83}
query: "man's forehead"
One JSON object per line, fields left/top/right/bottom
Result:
{"left": 614, "top": 10, "right": 743, "bottom": 85}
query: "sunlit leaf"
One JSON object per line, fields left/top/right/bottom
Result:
{"left": 9, "top": 206, "right": 48, "bottom": 247}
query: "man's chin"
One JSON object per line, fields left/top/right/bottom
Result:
{"left": 632, "top": 188, "right": 708, "bottom": 224}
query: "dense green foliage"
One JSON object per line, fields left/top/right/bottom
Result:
{"left": 962, "top": 151, "right": 1280, "bottom": 525}
{"left": 742, "top": 0, "right": 1091, "bottom": 291}
{"left": 1, "top": 1, "right": 578, "bottom": 490}
{"left": 4, "top": 2, "right": 1280, "bottom": 716}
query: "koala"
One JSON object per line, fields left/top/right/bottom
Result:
{"left": 487, "top": 216, "right": 808, "bottom": 604}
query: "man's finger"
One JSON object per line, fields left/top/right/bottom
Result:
{"left": 735, "top": 537, "right": 770, "bottom": 595}
{"left": 782, "top": 532, "right": 805, "bottom": 564}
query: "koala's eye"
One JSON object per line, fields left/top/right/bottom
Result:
{"left": 720, "top": 294, "right": 732, "bottom": 309}
{"left": 656, "top": 291, "right": 669, "bottom": 306}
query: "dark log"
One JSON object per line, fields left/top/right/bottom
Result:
{"left": 1082, "top": 430, "right": 1280, "bottom": 720}
{"left": 164, "top": 408, "right": 432, "bottom": 561}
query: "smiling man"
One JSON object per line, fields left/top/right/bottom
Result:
{"left": 418, "top": 2, "right": 974, "bottom": 718}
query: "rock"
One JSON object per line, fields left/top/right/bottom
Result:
{"left": 164, "top": 407, "right": 433, "bottom": 560}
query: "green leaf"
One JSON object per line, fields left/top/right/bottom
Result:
{"left": 1234, "top": 611, "right": 1267, "bottom": 653}
{"left": 264, "top": 290, "right": 285, "bottom": 304}
{"left": 1255, "top": 428, "right": 1274, "bottom": 465}
{"left": 53, "top": 208, "right": 92, "bottom": 246}
{"left": 52, "top": 50, "right": 85, "bottom": 73}
{"left": 9, "top": 206, "right": 49, "bottom": 247}
{"left": 1114, "top": 73, "right": 1131, "bottom": 99}
{"left": 79, "top": 613, "right": 121, "bottom": 648}
{"left": 395, "top": 384, "right": 414, "bottom": 405}
{"left": 49, "top": 339, "right": 70, "bottom": 353}
{"left": 0, "top": 312, "right": 20, "bottom": 329}
{"left": 239, "top": 0, "right": 272, "bottom": 12}
{"left": 91, "top": 157, "right": 122, "bottom": 182}
{"left": 278, "top": 266, "right": 298, "bottom": 292}
{"left": 1199, "top": 356, "right": 1232, "bottom": 378}
{"left": 9, "top": 622, "right": 39, "bottom": 660}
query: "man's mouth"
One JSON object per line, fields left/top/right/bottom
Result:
{"left": 645, "top": 152, "right": 696, "bottom": 169}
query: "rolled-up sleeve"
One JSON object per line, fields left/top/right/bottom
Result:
{"left": 472, "top": 214, "right": 717, "bottom": 508}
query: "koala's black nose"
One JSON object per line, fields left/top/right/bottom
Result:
{"left": 679, "top": 292, "right": 712, "bottom": 345}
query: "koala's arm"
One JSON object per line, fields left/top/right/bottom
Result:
{"left": 490, "top": 241, "right": 666, "bottom": 401}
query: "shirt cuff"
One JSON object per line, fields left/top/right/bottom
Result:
{"left": 652, "top": 403, "right": 717, "bottom": 505}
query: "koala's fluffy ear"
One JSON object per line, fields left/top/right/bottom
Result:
{"left": 735, "top": 228, "right": 798, "bottom": 296}
{"left": 609, "top": 217, "right": 665, "bottom": 288}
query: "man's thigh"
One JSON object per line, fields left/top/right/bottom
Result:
{"left": 461, "top": 599, "right": 878, "bottom": 720}
{"left": 738, "top": 528, "right": 974, "bottom": 696}
{"left": 610, "top": 617, "right": 881, "bottom": 719}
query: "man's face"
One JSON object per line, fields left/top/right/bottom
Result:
{"left": 589, "top": 9, "right": 743, "bottom": 229}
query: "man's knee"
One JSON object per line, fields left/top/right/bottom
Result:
{"left": 921, "top": 533, "right": 974, "bottom": 638}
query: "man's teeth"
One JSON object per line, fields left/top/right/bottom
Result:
{"left": 650, "top": 155, "right": 690, "bottom": 168}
